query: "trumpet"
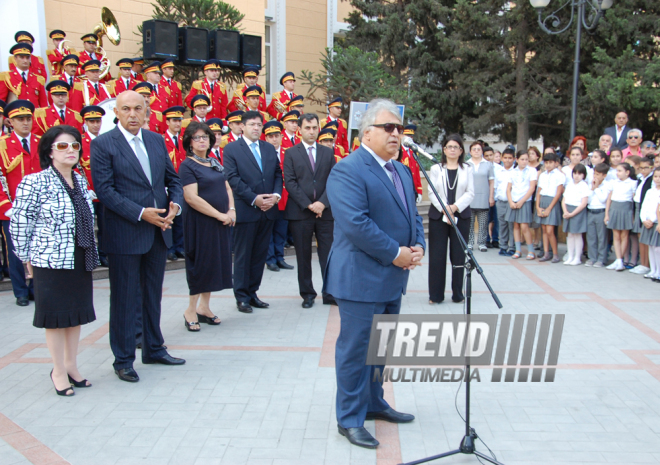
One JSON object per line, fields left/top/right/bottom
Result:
{"left": 235, "top": 98, "right": 247, "bottom": 111}
{"left": 91, "top": 7, "right": 121, "bottom": 79}
{"left": 273, "top": 99, "right": 287, "bottom": 114}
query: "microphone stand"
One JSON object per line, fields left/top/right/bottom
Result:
{"left": 400, "top": 145, "right": 504, "bottom": 465}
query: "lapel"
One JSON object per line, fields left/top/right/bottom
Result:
{"left": 112, "top": 127, "right": 151, "bottom": 186}
{"left": 392, "top": 161, "right": 413, "bottom": 225}
{"left": 361, "top": 148, "right": 410, "bottom": 222}
{"left": 144, "top": 132, "right": 160, "bottom": 181}
{"left": 239, "top": 137, "right": 263, "bottom": 172}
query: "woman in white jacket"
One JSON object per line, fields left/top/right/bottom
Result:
{"left": 10, "top": 125, "right": 98, "bottom": 397}
{"left": 427, "top": 134, "right": 474, "bottom": 304}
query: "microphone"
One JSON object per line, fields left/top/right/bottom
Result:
{"left": 402, "top": 136, "right": 437, "bottom": 162}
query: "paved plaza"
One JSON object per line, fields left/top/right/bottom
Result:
{"left": 1, "top": 247, "right": 660, "bottom": 465}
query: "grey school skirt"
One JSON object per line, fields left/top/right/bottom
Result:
{"left": 563, "top": 204, "right": 588, "bottom": 234}
{"left": 536, "top": 195, "right": 562, "bottom": 226}
{"left": 607, "top": 200, "right": 633, "bottom": 231}
{"left": 631, "top": 202, "right": 643, "bottom": 234}
{"left": 505, "top": 201, "right": 533, "bottom": 224}
{"left": 640, "top": 223, "right": 660, "bottom": 247}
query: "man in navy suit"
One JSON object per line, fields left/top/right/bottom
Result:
{"left": 91, "top": 91, "right": 185, "bottom": 383}
{"left": 223, "top": 111, "right": 283, "bottom": 313}
{"left": 603, "top": 111, "right": 630, "bottom": 150}
{"left": 325, "top": 99, "right": 425, "bottom": 449}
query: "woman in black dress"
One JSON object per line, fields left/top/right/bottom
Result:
{"left": 10, "top": 125, "right": 98, "bottom": 396}
{"left": 180, "top": 122, "right": 235, "bottom": 331}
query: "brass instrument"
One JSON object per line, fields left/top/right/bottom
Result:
{"left": 57, "top": 39, "right": 74, "bottom": 56}
{"left": 273, "top": 99, "right": 287, "bottom": 114}
{"left": 90, "top": 7, "right": 121, "bottom": 79}
{"left": 235, "top": 97, "right": 247, "bottom": 111}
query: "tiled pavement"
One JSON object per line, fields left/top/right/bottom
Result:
{"left": 1, "top": 247, "right": 660, "bottom": 465}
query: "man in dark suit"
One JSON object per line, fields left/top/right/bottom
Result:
{"left": 603, "top": 111, "right": 630, "bottom": 150}
{"left": 325, "top": 99, "right": 425, "bottom": 449}
{"left": 283, "top": 113, "right": 336, "bottom": 308}
{"left": 91, "top": 91, "right": 185, "bottom": 383}
{"left": 223, "top": 111, "right": 283, "bottom": 313}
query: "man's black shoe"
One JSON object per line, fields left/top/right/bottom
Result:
{"left": 16, "top": 297, "right": 29, "bottom": 307}
{"left": 115, "top": 368, "right": 139, "bottom": 382}
{"left": 136, "top": 342, "right": 167, "bottom": 350}
{"left": 302, "top": 297, "right": 315, "bottom": 309}
{"left": 167, "top": 253, "right": 178, "bottom": 261}
{"left": 337, "top": 425, "right": 379, "bottom": 449}
{"left": 249, "top": 297, "right": 269, "bottom": 308}
{"left": 28, "top": 294, "right": 35, "bottom": 301}
{"left": 266, "top": 263, "right": 280, "bottom": 272}
{"left": 277, "top": 260, "right": 294, "bottom": 270}
{"left": 142, "top": 354, "right": 186, "bottom": 365}
{"left": 492, "top": 241, "right": 500, "bottom": 249}
{"left": 175, "top": 251, "right": 185, "bottom": 259}
{"left": 99, "top": 256, "right": 110, "bottom": 267}
{"left": 486, "top": 241, "right": 493, "bottom": 248}
{"left": 237, "top": 302, "right": 253, "bottom": 313}
{"left": 323, "top": 296, "right": 337, "bottom": 306}
{"left": 366, "top": 408, "right": 415, "bottom": 423}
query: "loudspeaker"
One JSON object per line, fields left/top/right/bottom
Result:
{"left": 142, "top": 20, "right": 178, "bottom": 60}
{"left": 209, "top": 29, "right": 240, "bottom": 67}
{"left": 241, "top": 34, "right": 262, "bottom": 68}
{"left": 177, "top": 27, "right": 209, "bottom": 65}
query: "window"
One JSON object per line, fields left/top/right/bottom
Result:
{"left": 265, "top": 24, "right": 272, "bottom": 95}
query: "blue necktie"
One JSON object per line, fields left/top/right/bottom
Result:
{"left": 250, "top": 142, "right": 262, "bottom": 171}
{"left": 384, "top": 162, "right": 408, "bottom": 213}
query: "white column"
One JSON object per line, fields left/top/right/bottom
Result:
{"left": 275, "top": 0, "right": 286, "bottom": 84}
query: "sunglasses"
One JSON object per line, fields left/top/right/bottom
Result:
{"left": 628, "top": 135, "right": 640, "bottom": 139}
{"left": 51, "top": 141, "right": 81, "bottom": 151}
{"left": 372, "top": 123, "right": 404, "bottom": 133}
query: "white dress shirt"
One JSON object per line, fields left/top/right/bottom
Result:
{"left": 362, "top": 143, "right": 392, "bottom": 182}
{"left": 563, "top": 180, "right": 591, "bottom": 207}
{"left": 589, "top": 180, "right": 612, "bottom": 210}
{"left": 634, "top": 173, "right": 652, "bottom": 203}
{"left": 301, "top": 141, "right": 317, "bottom": 163}
{"left": 493, "top": 164, "right": 514, "bottom": 201}
{"left": 610, "top": 178, "right": 637, "bottom": 202}
{"left": 537, "top": 168, "right": 565, "bottom": 198}
{"left": 508, "top": 165, "right": 538, "bottom": 202}
{"left": 562, "top": 164, "right": 593, "bottom": 187}
{"left": 640, "top": 186, "right": 659, "bottom": 222}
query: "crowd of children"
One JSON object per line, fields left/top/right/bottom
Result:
{"left": 485, "top": 145, "right": 660, "bottom": 282}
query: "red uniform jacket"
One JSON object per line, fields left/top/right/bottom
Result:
{"left": 79, "top": 131, "right": 98, "bottom": 201}
{"left": 131, "top": 70, "right": 145, "bottom": 82}
{"left": 228, "top": 83, "right": 267, "bottom": 113}
{"left": 69, "top": 80, "right": 113, "bottom": 112}
{"left": 46, "top": 48, "right": 64, "bottom": 75}
{"left": 149, "top": 85, "right": 169, "bottom": 113}
{"left": 0, "top": 133, "right": 42, "bottom": 204}
{"left": 0, "top": 70, "right": 48, "bottom": 108}
{"left": 184, "top": 79, "right": 228, "bottom": 119}
{"left": 77, "top": 50, "right": 112, "bottom": 82}
{"left": 267, "top": 90, "right": 296, "bottom": 121}
{"left": 109, "top": 76, "right": 137, "bottom": 95}
{"left": 8, "top": 55, "right": 47, "bottom": 80}
{"left": 401, "top": 146, "right": 423, "bottom": 194}
{"left": 210, "top": 147, "right": 223, "bottom": 164}
{"left": 322, "top": 116, "right": 349, "bottom": 153}
{"left": 334, "top": 145, "right": 347, "bottom": 163}
{"left": 164, "top": 131, "right": 186, "bottom": 172}
{"left": 276, "top": 146, "right": 289, "bottom": 211}
{"left": 0, "top": 178, "right": 11, "bottom": 220}
{"left": 280, "top": 131, "right": 301, "bottom": 151}
{"left": 33, "top": 106, "right": 83, "bottom": 136}
{"left": 47, "top": 74, "right": 81, "bottom": 107}
{"left": 149, "top": 110, "right": 166, "bottom": 134}
{"left": 160, "top": 77, "right": 183, "bottom": 107}
{"left": 182, "top": 115, "right": 209, "bottom": 133}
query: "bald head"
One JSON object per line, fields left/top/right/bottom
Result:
{"left": 114, "top": 91, "right": 146, "bottom": 135}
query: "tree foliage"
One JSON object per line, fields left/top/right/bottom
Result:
{"left": 299, "top": 46, "right": 437, "bottom": 144}
{"left": 137, "top": 0, "right": 245, "bottom": 92}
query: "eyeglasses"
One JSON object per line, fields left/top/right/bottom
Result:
{"left": 445, "top": 145, "right": 462, "bottom": 151}
{"left": 192, "top": 135, "right": 210, "bottom": 142}
{"left": 372, "top": 123, "right": 404, "bottom": 134}
{"left": 51, "top": 141, "right": 81, "bottom": 151}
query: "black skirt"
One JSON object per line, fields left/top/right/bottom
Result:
{"left": 32, "top": 246, "right": 96, "bottom": 329}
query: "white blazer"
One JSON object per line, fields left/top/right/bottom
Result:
{"left": 428, "top": 163, "right": 475, "bottom": 215}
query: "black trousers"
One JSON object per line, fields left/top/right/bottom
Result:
{"left": 233, "top": 215, "right": 274, "bottom": 302}
{"left": 108, "top": 229, "right": 167, "bottom": 370}
{"left": 428, "top": 216, "right": 469, "bottom": 302}
{"left": 289, "top": 218, "right": 334, "bottom": 299}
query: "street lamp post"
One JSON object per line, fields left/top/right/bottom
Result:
{"left": 530, "top": 0, "right": 613, "bottom": 142}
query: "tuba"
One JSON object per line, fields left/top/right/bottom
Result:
{"left": 90, "top": 7, "right": 121, "bottom": 80}
{"left": 57, "top": 39, "right": 74, "bottom": 56}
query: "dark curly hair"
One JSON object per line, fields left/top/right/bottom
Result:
{"left": 38, "top": 125, "right": 82, "bottom": 170}
{"left": 182, "top": 121, "right": 216, "bottom": 156}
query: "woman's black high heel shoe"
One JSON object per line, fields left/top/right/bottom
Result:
{"left": 68, "top": 374, "right": 91, "bottom": 388}
{"left": 197, "top": 313, "right": 221, "bottom": 325}
{"left": 51, "top": 370, "right": 74, "bottom": 397}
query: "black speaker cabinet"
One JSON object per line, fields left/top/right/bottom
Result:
{"left": 241, "top": 34, "right": 262, "bottom": 68}
{"left": 177, "top": 27, "right": 209, "bottom": 65}
{"left": 142, "top": 20, "right": 178, "bottom": 60}
{"left": 209, "top": 29, "right": 240, "bottom": 67}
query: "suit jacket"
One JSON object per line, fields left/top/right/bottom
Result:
{"left": 604, "top": 125, "right": 630, "bottom": 150}
{"left": 427, "top": 163, "right": 474, "bottom": 220}
{"left": 90, "top": 126, "right": 183, "bottom": 254}
{"left": 10, "top": 167, "right": 97, "bottom": 269}
{"left": 323, "top": 146, "right": 425, "bottom": 302}
{"left": 283, "top": 143, "right": 335, "bottom": 221}
{"left": 223, "top": 137, "right": 283, "bottom": 223}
